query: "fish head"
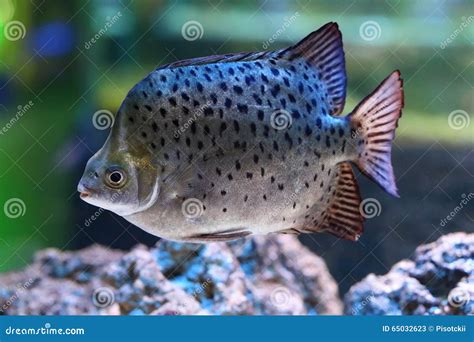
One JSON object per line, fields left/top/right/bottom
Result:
{"left": 77, "top": 135, "right": 160, "bottom": 217}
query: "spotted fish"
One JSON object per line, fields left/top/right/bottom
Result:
{"left": 78, "top": 22, "right": 404, "bottom": 242}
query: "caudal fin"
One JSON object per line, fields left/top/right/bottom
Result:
{"left": 350, "top": 70, "right": 404, "bottom": 197}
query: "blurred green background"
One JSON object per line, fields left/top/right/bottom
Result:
{"left": 0, "top": 0, "right": 472, "bottom": 293}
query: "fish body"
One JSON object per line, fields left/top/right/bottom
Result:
{"left": 78, "top": 22, "right": 404, "bottom": 242}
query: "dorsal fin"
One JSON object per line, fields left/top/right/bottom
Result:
{"left": 278, "top": 22, "right": 347, "bottom": 115}
{"left": 157, "top": 22, "right": 347, "bottom": 115}
{"left": 156, "top": 51, "right": 276, "bottom": 70}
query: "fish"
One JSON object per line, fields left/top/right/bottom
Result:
{"left": 77, "top": 22, "right": 404, "bottom": 243}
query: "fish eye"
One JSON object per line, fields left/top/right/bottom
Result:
{"left": 105, "top": 167, "right": 126, "bottom": 188}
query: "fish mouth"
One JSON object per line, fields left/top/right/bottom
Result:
{"left": 79, "top": 192, "right": 91, "bottom": 199}
{"left": 77, "top": 182, "right": 94, "bottom": 200}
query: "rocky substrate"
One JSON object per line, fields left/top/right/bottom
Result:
{"left": 0, "top": 235, "right": 342, "bottom": 315}
{"left": 1, "top": 232, "right": 472, "bottom": 315}
{"left": 345, "top": 232, "right": 473, "bottom": 315}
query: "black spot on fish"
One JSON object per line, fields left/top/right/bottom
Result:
{"left": 278, "top": 183, "right": 284, "bottom": 190}
{"left": 210, "top": 93, "right": 218, "bottom": 105}
{"left": 270, "top": 68, "right": 279, "bottom": 76}
{"left": 227, "top": 173, "right": 233, "bottom": 181}
{"left": 233, "top": 85, "right": 243, "bottom": 95}
{"left": 253, "top": 94, "right": 263, "bottom": 105}
{"left": 270, "top": 176, "right": 275, "bottom": 183}
{"left": 326, "top": 136, "right": 331, "bottom": 148}
{"left": 271, "top": 85, "right": 280, "bottom": 97}
{"left": 246, "top": 172, "right": 253, "bottom": 179}
{"left": 197, "top": 141, "right": 204, "bottom": 150}
{"left": 186, "top": 137, "right": 191, "bottom": 147}
{"left": 128, "top": 117, "right": 134, "bottom": 123}
{"left": 316, "top": 118, "right": 322, "bottom": 129}
{"left": 160, "top": 137, "right": 165, "bottom": 147}
{"left": 182, "top": 106, "right": 189, "bottom": 115}
{"left": 260, "top": 167, "right": 265, "bottom": 177}
{"left": 219, "top": 122, "right": 227, "bottom": 136}
{"left": 261, "top": 74, "right": 269, "bottom": 83}
{"left": 145, "top": 105, "right": 152, "bottom": 112}
{"left": 204, "top": 107, "right": 214, "bottom": 116}
{"left": 237, "top": 104, "right": 248, "bottom": 114}
{"left": 160, "top": 75, "right": 167, "bottom": 82}
{"left": 273, "top": 141, "right": 279, "bottom": 152}
{"left": 168, "top": 97, "right": 177, "bottom": 107}
{"left": 216, "top": 168, "right": 222, "bottom": 176}
{"left": 221, "top": 190, "right": 226, "bottom": 196}
{"left": 305, "top": 125, "right": 312, "bottom": 136}
{"left": 142, "top": 91, "right": 148, "bottom": 99}
{"left": 233, "top": 120, "right": 240, "bottom": 133}
{"left": 220, "top": 82, "right": 228, "bottom": 91}
{"left": 133, "top": 104, "right": 139, "bottom": 110}
{"left": 253, "top": 154, "right": 259, "bottom": 164}
{"left": 288, "top": 94, "right": 296, "bottom": 103}
{"left": 339, "top": 127, "right": 344, "bottom": 137}
{"left": 225, "top": 98, "right": 232, "bottom": 109}
{"left": 235, "top": 161, "right": 241, "bottom": 170}
{"left": 181, "top": 92, "right": 190, "bottom": 101}
{"left": 257, "top": 110, "right": 264, "bottom": 121}
{"left": 291, "top": 110, "right": 301, "bottom": 119}
{"left": 250, "top": 123, "right": 257, "bottom": 136}
{"left": 172, "top": 84, "right": 178, "bottom": 92}
{"left": 196, "top": 82, "right": 203, "bottom": 92}
{"left": 223, "top": 208, "right": 227, "bottom": 212}
{"left": 191, "top": 122, "right": 197, "bottom": 134}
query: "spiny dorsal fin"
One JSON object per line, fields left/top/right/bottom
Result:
{"left": 157, "top": 23, "right": 347, "bottom": 116}
{"left": 278, "top": 22, "right": 347, "bottom": 115}
{"left": 156, "top": 51, "right": 275, "bottom": 70}
{"left": 319, "top": 162, "right": 364, "bottom": 241}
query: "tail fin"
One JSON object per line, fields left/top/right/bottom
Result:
{"left": 350, "top": 70, "right": 404, "bottom": 197}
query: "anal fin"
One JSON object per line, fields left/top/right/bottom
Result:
{"left": 316, "top": 162, "right": 364, "bottom": 241}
